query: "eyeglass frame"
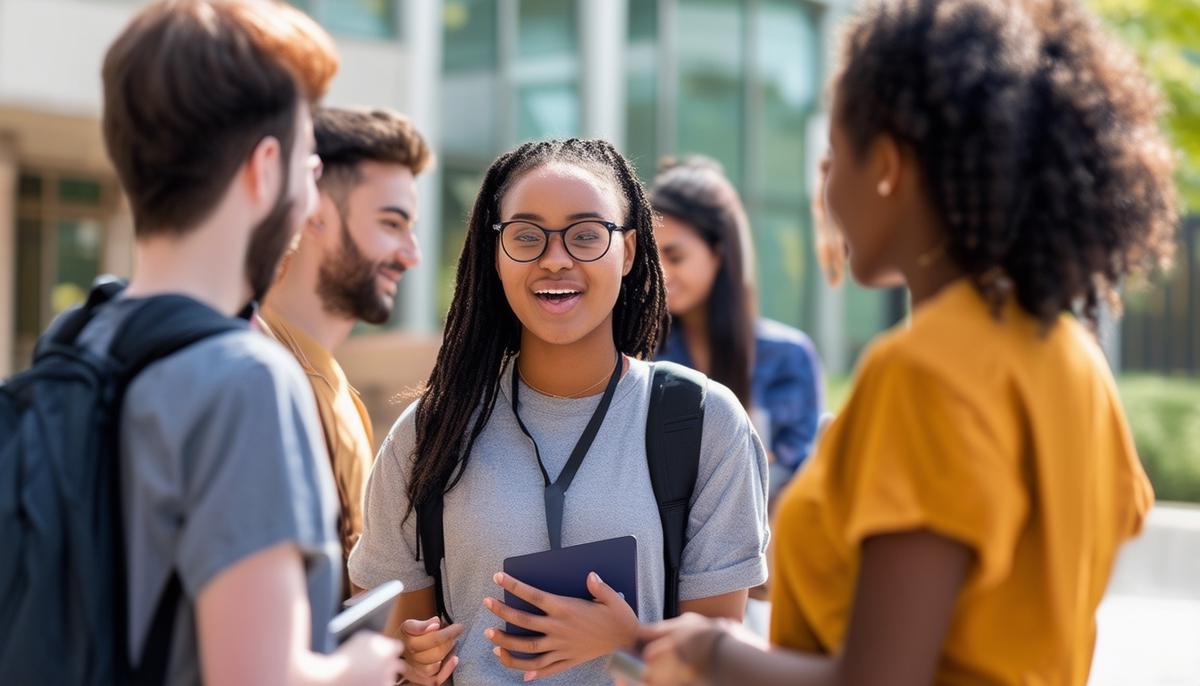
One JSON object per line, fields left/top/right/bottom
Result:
{"left": 492, "top": 219, "right": 632, "bottom": 263}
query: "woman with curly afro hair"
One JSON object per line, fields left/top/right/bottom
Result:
{"left": 627, "top": 0, "right": 1178, "bottom": 684}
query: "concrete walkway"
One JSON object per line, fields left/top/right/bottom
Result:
{"left": 1091, "top": 503, "right": 1200, "bottom": 685}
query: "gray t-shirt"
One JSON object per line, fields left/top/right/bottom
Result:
{"left": 349, "top": 358, "right": 769, "bottom": 685}
{"left": 77, "top": 298, "right": 342, "bottom": 685}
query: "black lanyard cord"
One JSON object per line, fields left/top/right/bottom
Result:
{"left": 510, "top": 351, "right": 624, "bottom": 550}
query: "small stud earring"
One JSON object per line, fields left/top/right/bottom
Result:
{"left": 877, "top": 180, "right": 892, "bottom": 197}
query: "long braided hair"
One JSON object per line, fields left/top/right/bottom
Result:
{"left": 834, "top": 0, "right": 1177, "bottom": 326}
{"left": 406, "top": 138, "right": 668, "bottom": 519}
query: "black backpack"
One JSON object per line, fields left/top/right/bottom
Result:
{"left": 418, "top": 360, "right": 706, "bottom": 622}
{"left": 0, "top": 279, "right": 246, "bottom": 686}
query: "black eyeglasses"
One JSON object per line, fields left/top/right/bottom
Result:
{"left": 493, "top": 220, "right": 630, "bottom": 263}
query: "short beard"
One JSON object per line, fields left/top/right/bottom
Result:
{"left": 244, "top": 172, "right": 296, "bottom": 305}
{"left": 316, "top": 210, "right": 401, "bottom": 325}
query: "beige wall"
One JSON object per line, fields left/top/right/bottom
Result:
{"left": 335, "top": 331, "right": 442, "bottom": 449}
{"left": 0, "top": 0, "right": 412, "bottom": 119}
{"left": 0, "top": 0, "right": 134, "bottom": 116}
{"left": 325, "top": 40, "right": 410, "bottom": 112}
{"left": 0, "top": 107, "right": 114, "bottom": 175}
{"left": 0, "top": 0, "right": 417, "bottom": 375}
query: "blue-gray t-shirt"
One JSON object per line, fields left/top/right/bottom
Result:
{"left": 77, "top": 298, "right": 341, "bottom": 685}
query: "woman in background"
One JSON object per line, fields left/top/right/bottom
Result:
{"left": 651, "top": 157, "right": 824, "bottom": 498}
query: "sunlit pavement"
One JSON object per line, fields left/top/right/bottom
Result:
{"left": 1092, "top": 504, "right": 1200, "bottom": 685}
{"left": 1091, "top": 594, "right": 1200, "bottom": 685}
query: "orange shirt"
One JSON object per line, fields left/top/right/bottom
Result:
{"left": 259, "top": 306, "right": 375, "bottom": 598}
{"left": 771, "top": 280, "right": 1152, "bottom": 685}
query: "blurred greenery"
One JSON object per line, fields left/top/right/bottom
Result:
{"left": 1088, "top": 0, "right": 1200, "bottom": 211}
{"left": 825, "top": 375, "right": 852, "bottom": 413}
{"left": 824, "top": 374, "right": 1200, "bottom": 503}
{"left": 1119, "top": 375, "right": 1200, "bottom": 503}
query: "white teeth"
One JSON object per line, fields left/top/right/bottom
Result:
{"left": 535, "top": 289, "right": 581, "bottom": 296}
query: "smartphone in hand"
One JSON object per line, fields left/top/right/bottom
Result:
{"left": 329, "top": 580, "right": 404, "bottom": 645}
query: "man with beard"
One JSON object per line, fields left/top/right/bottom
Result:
{"left": 63, "top": 2, "right": 405, "bottom": 683}
{"left": 259, "top": 106, "right": 432, "bottom": 599}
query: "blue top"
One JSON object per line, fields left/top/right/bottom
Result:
{"left": 658, "top": 318, "right": 824, "bottom": 473}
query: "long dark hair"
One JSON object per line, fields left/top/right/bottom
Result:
{"left": 834, "top": 0, "right": 1177, "bottom": 326}
{"left": 406, "top": 139, "right": 669, "bottom": 518}
{"left": 651, "top": 156, "right": 756, "bottom": 408}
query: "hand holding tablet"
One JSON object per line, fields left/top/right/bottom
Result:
{"left": 483, "top": 536, "right": 641, "bottom": 681}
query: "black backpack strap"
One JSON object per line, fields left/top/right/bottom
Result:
{"left": 645, "top": 361, "right": 706, "bottom": 619}
{"left": 107, "top": 295, "right": 243, "bottom": 682}
{"left": 109, "top": 294, "right": 246, "bottom": 378}
{"left": 128, "top": 574, "right": 182, "bottom": 686}
{"left": 33, "top": 276, "right": 127, "bottom": 360}
{"left": 417, "top": 495, "right": 451, "bottom": 623}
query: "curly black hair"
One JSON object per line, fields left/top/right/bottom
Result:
{"left": 834, "top": 0, "right": 1178, "bottom": 325}
{"left": 406, "top": 138, "right": 668, "bottom": 519}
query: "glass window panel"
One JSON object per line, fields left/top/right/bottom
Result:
{"left": 441, "top": 73, "right": 500, "bottom": 157}
{"left": 18, "top": 174, "right": 41, "bottom": 201}
{"left": 626, "top": 0, "right": 658, "bottom": 181}
{"left": 57, "top": 177, "right": 103, "bottom": 207}
{"left": 676, "top": 0, "right": 744, "bottom": 185}
{"left": 754, "top": 0, "right": 819, "bottom": 199}
{"left": 16, "top": 218, "right": 42, "bottom": 338}
{"left": 625, "top": 65, "right": 658, "bottom": 181}
{"left": 444, "top": 0, "right": 498, "bottom": 72}
{"left": 628, "top": 0, "right": 658, "bottom": 42}
{"left": 321, "top": 0, "right": 397, "bottom": 40}
{"left": 518, "top": 0, "right": 577, "bottom": 59}
{"left": 751, "top": 207, "right": 811, "bottom": 330}
{"left": 52, "top": 219, "right": 102, "bottom": 316}
{"left": 513, "top": 1, "right": 579, "bottom": 144}
{"left": 517, "top": 81, "right": 580, "bottom": 141}
{"left": 438, "top": 167, "right": 484, "bottom": 317}
{"left": 844, "top": 283, "right": 887, "bottom": 366}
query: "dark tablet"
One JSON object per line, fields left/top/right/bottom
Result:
{"left": 502, "top": 536, "right": 638, "bottom": 658}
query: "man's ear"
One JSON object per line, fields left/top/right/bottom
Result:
{"left": 245, "top": 135, "right": 283, "bottom": 207}
{"left": 307, "top": 191, "right": 340, "bottom": 237}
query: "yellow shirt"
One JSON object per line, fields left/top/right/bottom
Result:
{"left": 771, "top": 280, "right": 1152, "bottom": 685}
{"left": 258, "top": 307, "right": 375, "bottom": 599}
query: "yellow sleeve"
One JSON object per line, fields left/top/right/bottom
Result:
{"left": 822, "top": 345, "right": 1029, "bottom": 591}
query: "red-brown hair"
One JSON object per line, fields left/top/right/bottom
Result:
{"left": 102, "top": 0, "right": 339, "bottom": 237}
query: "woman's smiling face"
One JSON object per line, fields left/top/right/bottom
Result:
{"left": 496, "top": 162, "right": 636, "bottom": 347}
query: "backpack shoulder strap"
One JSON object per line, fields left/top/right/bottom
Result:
{"left": 32, "top": 277, "right": 127, "bottom": 360}
{"left": 109, "top": 295, "right": 245, "bottom": 379}
{"left": 127, "top": 574, "right": 181, "bottom": 686}
{"left": 645, "top": 361, "right": 706, "bottom": 619}
{"left": 416, "top": 495, "right": 451, "bottom": 623}
{"left": 107, "top": 295, "right": 243, "bottom": 682}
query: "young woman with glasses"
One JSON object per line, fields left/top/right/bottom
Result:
{"left": 347, "top": 139, "right": 770, "bottom": 685}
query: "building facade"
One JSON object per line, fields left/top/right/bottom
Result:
{"left": 7, "top": 0, "right": 1180, "bottom": 435}
{"left": 0, "top": 0, "right": 869, "bottom": 428}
